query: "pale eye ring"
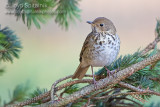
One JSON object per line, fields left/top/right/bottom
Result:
{"left": 100, "top": 24, "right": 103, "bottom": 27}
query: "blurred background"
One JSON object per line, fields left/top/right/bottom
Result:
{"left": 0, "top": 0, "right": 160, "bottom": 105}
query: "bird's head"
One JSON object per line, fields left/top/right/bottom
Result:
{"left": 87, "top": 17, "right": 116, "bottom": 34}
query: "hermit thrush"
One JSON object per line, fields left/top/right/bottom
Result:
{"left": 72, "top": 17, "right": 120, "bottom": 84}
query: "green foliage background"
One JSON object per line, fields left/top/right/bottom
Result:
{"left": 7, "top": 0, "right": 81, "bottom": 29}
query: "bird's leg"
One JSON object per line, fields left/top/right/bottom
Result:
{"left": 91, "top": 66, "right": 97, "bottom": 89}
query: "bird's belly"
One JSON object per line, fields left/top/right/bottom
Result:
{"left": 91, "top": 51, "right": 116, "bottom": 67}
{"left": 84, "top": 46, "right": 119, "bottom": 67}
{"left": 81, "top": 33, "right": 120, "bottom": 67}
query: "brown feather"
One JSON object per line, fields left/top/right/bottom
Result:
{"left": 72, "top": 63, "right": 90, "bottom": 79}
{"left": 79, "top": 33, "right": 93, "bottom": 62}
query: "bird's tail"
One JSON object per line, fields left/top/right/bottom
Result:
{"left": 72, "top": 63, "right": 90, "bottom": 79}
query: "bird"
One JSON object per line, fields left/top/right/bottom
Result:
{"left": 72, "top": 17, "right": 120, "bottom": 85}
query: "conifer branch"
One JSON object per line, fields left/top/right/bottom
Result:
{"left": 35, "top": 52, "right": 160, "bottom": 107}
{"left": 119, "top": 82, "right": 160, "bottom": 96}
{"left": 0, "top": 26, "right": 22, "bottom": 62}
{"left": 7, "top": 0, "right": 81, "bottom": 29}
{"left": 10, "top": 77, "right": 93, "bottom": 106}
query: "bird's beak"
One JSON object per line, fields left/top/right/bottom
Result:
{"left": 86, "top": 21, "right": 93, "bottom": 24}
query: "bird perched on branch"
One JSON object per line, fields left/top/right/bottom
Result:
{"left": 72, "top": 17, "right": 120, "bottom": 86}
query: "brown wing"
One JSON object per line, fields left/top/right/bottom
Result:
{"left": 79, "top": 32, "right": 93, "bottom": 62}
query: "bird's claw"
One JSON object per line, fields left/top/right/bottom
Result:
{"left": 104, "top": 66, "right": 117, "bottom": 77}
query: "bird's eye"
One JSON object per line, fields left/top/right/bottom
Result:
{"left": 100, "top": 24, "right": 103, "bottom": 27}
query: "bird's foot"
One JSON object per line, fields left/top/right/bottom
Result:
{"left": 104, "top": 66, "right": 119, "bottom": 77}
{"left": 104, "top": 66, "right": 114, "bottom": 77}
{"left": 91, "top": 66, "right": 98, "bottom": 90}
{"left": 93, "top": 77, "right": 98, "bottom": 90}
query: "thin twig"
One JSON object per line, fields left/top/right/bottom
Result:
{"left": 113, "top": 97, "right": 142, "bottom": 107}
{"left": 118, "top": 82, "right": 160, "bottom": 96}
{"left": 141, "top": 37, "right": 160, "bottom": 55}
{"left": 131, "top": 94, "right": 147, "bottom": 103}
{"left": 89, "top": 84, "right": 115, "bottom": 100}
{"left": 149, "top": 77, "right": 160, "bottom": 83}
{"left": 82, "top": 99, "right": 90, "bottom": 107}
{"left": 0, "top": 50, "right": 8, "bottom": 53}
{"left": 56, "top": 79, "right": 93, "bottom": 91}
{"left": 50, "top": 75, "right": 73, "bottom": 101}
{"left": 93, "top": 92, "right": 149, "bottom": 100}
